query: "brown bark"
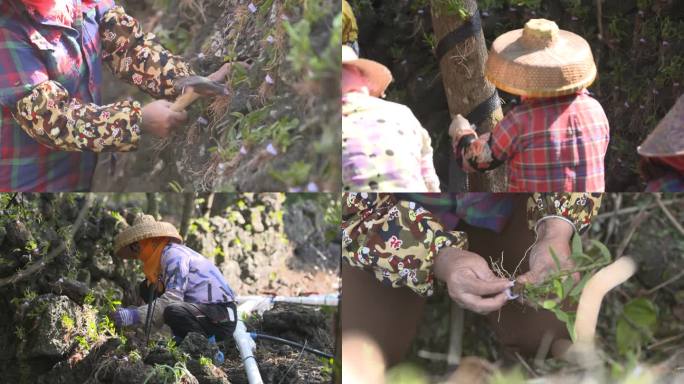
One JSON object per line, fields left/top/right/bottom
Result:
{"left": 179, "top": 193, "right": 196, "bottom": 238}
{"left": 430, "top": 0, "right": 506, "bottom": 192}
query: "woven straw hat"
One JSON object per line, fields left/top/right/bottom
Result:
{"left": 485, "top": 19, "right": 597, "bottom": 97}
{"left": 342, "top": 45, "right": 393, "bottom": 97}
{"left": 113, "top": 214, "right": 182, "bottom": 256}
{"left": 638, "top": 94, "right": 684, "bottom": 157}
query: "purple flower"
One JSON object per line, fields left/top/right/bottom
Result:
{"left": 306, "top": 182, "right": 319, "bottom": 192}
{"left": 288, "top": 187, "right": 302, "bottom": 192}
{"left": 265, "top": 74, "right": 274, "bottom": 84}
{"left": 248, "top": 3, "right": 257, "bottom": 13}
{"left": 239, "top": 146, "right": 248, "bottom": 155}
{"left": 266, "top": 35, "right": 275, "bottom": 44}
{"left": 266, "top": 143, "right": 278, "bottom": 155}
{"left": 639, "top": 38, "right": 646, "bottom": 44}
{"left": 197, "top": 116, "right": 208, "bottom": 125}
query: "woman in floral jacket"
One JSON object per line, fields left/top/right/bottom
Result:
{"left": 0, "top": 0, "right": 229, "bottom": 191}
{"left": 341, "top": 192, "right": 602, "bottom": 381}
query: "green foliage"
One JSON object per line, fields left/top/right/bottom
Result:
{"left": 384, "top": 363, "right": 429, "bottom": 384}
{"left": 521, "top": 234, "right": 613, "bottom": 341}
{"left": 489, "top": 367, "right": 527, "bottom": 384}
{"left": 432, "top": 0, "right": 470, "bottom": 19}
{"left": 129, "top": 350, "right": 142, "bottom": 363}
{"left": 144, "top": 362, "right": 193, "bottom": 384}
{"left": 272, "top": 161, "right": 312, "bottom": 186}
{"left": 616, "top": 298, "right": 658, "bottom": 356}
{"left": 198, "top": 356, "right": 212, "bottom": 367}
{"left": 61, "top": 314, "right": 75, "bottom": 331}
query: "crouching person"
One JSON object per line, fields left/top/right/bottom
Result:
{"left": 111, "top": 214, "right": 237, "bottom": 342}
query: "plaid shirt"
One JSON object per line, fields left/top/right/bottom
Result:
{"left": 645, "top": 173, "right": 684, "bottom": 192}
{"left": 0, "top": 0, "right": 116, "bottom": 191}
{"left": 461, "top": 90, "right": 610, "bottom": 192}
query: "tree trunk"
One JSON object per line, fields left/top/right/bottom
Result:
{"left": 179, "top": 193, "right": 196, "bottom": 239}
{"left": 146, "top": 193, "right": 159, "bottom": 219}
{"left": 430, "top": 0, "right": 506, "bottom": 192}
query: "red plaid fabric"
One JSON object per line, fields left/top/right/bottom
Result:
{"left": 489, "top": 90, "right": 609, "bottom": 192}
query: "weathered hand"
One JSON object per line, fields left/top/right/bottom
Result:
{"left": 141, "top": 100, "right": 188, "bottom": 138}
{"left": 435, "top": 247, "right": 512, "bottom": 314}
{"left": 112, "top": 307, "right": 140, "bottom": 328}
{"left": 448, "top": 114, "right": 477, "bottom": 148}
{"left": 517, "top": 218, "right": 576, "bottom": 286}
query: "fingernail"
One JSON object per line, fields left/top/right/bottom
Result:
{"left": 505, "top": 288, "right": 519, "bottom": 300}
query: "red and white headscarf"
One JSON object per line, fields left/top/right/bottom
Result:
{"left": 21, "top": 0, "right": 95, "bottom": 25}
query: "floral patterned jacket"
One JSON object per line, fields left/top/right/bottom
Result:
{"left": 0, "top": 1, "right": 192, "bottom": 191}
{"left": 341, "top": 192, "right": 602, "bottom": 296}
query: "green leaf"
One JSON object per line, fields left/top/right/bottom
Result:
{"left": 569, "top": 272, "right": 593, "bottom": 299}
{"left": 549, "top": 247, "right": 562, "bottom": 272}
{"left": 616, "top": 298, "right": 658, "bottom": 355}
{"left": 589, "top": 239, "right": 612, "bottom": 263}
{"left": 553, "top": 279, "right": 564, "bottom": 299}
{"left": 571, "top": 232, "right": 583, "bottom": 256}
{"left": 542, "top": 300, "right": 557, "bottom": 309}
{"left": 561, "top": 276, "right": 575, "bottom": 300}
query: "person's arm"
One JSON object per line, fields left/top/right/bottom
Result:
{"left": 0, "top": 30, "right": 142, "bottom": 152}
{"left": 518, "top": 193, "right": 604, "bottom": 285}
{"left": 449, "top": 114, "right": 517, "bottom": 173}
{"left": 419, "top": 129, "right": 441, "bottom": 192}
{"left": 99, "top": 6, "right": 194, "bottom": 99}
{"left": 527, "top": 193, "right": 603, "bottom": 235}
{"left": 135, "top": 247, "right": 189, "bottom": 328}
{"left": 342, "top": 193, "right": 468, "bottom": 296}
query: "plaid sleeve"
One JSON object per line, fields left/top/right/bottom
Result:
{"left": 342, "top": 193, "right": 468, "bottom": 296}
{"left": 527, "top": 193, "right": 603, "bottom": 234}
{"left": 489, "top": 112, "right": 520, "bottom": 161}
{"left": 99, "top": 6, "right": 194, "bottom": 99}
{"left": 0, "top": 29, "right": 50, "bottom": 108}
{"left": 13, "top": 80, "right": 141, "bottom": 152}
{"left": 420, "top": 129, "right": 441, "bottom": 191}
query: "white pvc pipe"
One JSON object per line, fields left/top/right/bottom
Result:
{"left": 236, "top": 293, "right": 339, "bottom": 306}
{"left": 233, "top": 320, "right": 263, "bottom": 384}
{"left": 236, "top": 293, "right": 339, "bottom": 315}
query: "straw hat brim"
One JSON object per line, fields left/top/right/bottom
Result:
{"left": 638, "top": 94, "right": 684, "bottom": 157}
{"left": 485, "top": 29, "right": 597, "bottom": 97}
{"left": 343, "top": 58, "right": 393, "bottom": 97}
{"left": 113, "top": 221, "right": 182, "bottom": 256}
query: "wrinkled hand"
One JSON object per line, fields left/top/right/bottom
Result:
{"left": 448, "top": 114, "right": 477, "bottom": 149}
{"left": 435, "top": 247, "right": 513, "bottom": 314}
{"left": 112, "top": 307, "right": 140, "bottom": 328}
{"left": 517, "top": 218, "right": 576, "bottom": 286}
{"left": 141, "top": 100, "right": 188, "bottom": 138}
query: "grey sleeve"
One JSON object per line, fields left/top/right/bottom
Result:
{"left": 135, "top": 289, "right": 184, "bottom": 329}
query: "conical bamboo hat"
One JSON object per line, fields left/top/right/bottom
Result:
{"left": 485, "top": 19, "right": 597, "bottom": 97}
{"left": 638, "top": 94, "right": 684, "bottom": 157}
{"left": 113, "top": 214, "right": 182, "bottom": 256}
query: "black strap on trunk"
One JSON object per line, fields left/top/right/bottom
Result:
{"left": 433, "top": 8, "right": 500, "bottom": 126}
{"left": 435, "top": 10, "right": 482, "bottom": 62}
{"left": 466, "top": 90, "right": 500, "bottom": 127}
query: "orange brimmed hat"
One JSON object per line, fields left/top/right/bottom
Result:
{"left": 485, "top": 19, "right": 597, "bottom": 97}
{"left": 342, "top": 45, "right": 393, "bottom": 97}
{"left": 638, "top": 94, "right": 684, "bottom": 158}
